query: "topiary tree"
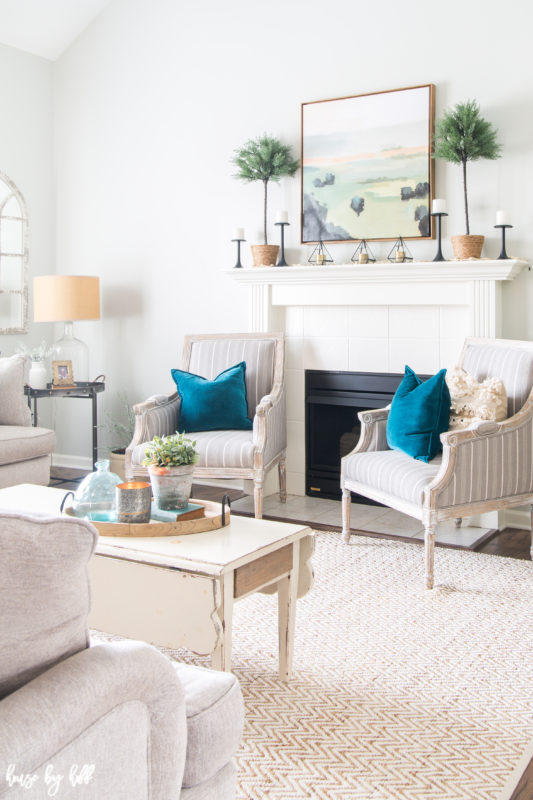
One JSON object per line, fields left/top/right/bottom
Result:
{"left": 232, "top": 135, "right": 299, "bottom": 244}
{"left": 433, "top": 100, "right": 502, "bottom": 235}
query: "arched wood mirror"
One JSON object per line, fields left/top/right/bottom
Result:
{"left": 0, "top": 172, "right": 28, "bottom": 333}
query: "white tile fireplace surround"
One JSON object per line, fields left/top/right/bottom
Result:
{"left": 228, "top": 260, "right": 528, "bottom": 505}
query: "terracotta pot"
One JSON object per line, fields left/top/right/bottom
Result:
{"left": 109, "top": 448, "right": 126, "bottom": 481}
{"left": 148, "top": 463, "right": 194, "bottom": 510}
{"left": 251, "top": 244, "right": 279, "bottom": 267}
{"left": 451, "top": 235, "right": 484, "bottom": 260}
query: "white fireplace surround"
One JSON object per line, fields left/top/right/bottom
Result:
{"left": 228, "top": 259, "right": 529, "bottom": 528}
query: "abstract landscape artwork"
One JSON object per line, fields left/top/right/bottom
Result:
{"left": 301, "top": 85, "right": 435, "bottom": 242}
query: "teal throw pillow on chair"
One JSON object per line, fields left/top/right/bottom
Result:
{"left": 171, "top": 361, "right": 252, "bottom": 432}
{"left": 386, "top": 365, "right": 451, "bottom": 462}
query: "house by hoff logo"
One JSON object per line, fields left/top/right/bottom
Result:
{"left": 5, "top": 764, "right": 95, "bottom": 796}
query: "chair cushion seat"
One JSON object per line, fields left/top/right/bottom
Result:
{"left": 0, "top": 425, "right": 55, "bottom": 466}
{"left": 173, "top": 662, "right": 244, "bottom": 788}
{"left": 133, "top": 430, "right": 255, "bottom": 470}
{"left": 344, "top": 449, "right": 442, "bottom": 507}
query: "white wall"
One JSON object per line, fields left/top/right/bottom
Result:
{"left": 52, "top": 0, "right": 533, "bottom": 462}
{"left": 0, "top": 42, "right": 54, "bottom": 358}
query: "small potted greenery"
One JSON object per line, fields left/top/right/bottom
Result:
{"left": 142, "top": 432, "right": 199, "bottom": 509}
{"left": 17, "top": 340, "right": 52, "bottom": 389}
{"left": 232, "top": 134, "right": 299, "bottom": 266}
{"left": 101, "top": 392, "right": 135, "bottom": 480}
{"left": 433, "top": 99, "right": 502, "bottom": 259}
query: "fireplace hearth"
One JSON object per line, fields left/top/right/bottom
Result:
{"left": 305, "top": 370, "right": 410, "bottom": 502}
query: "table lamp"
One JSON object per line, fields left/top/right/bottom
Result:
{"left": 33, "top": 275, "right": 100, "bottom": 382}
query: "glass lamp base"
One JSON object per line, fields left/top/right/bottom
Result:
{"left": 52, "top": 321, "right": 89, "bottom": 382}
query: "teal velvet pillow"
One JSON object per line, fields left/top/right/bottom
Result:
{"left": 171, "top": 361, "right": 252, "bottom": 432}
{"left": 386, "top": 365, "right": 451, "bottom": 463}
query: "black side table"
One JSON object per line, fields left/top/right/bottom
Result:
{"left": 24, "top": 381, "right": 106, "bottom": 470}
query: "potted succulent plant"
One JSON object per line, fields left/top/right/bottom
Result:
{"left": 232, "top": 134, "right": 299, "bottom": 266}
{"left": 433, "top": 100, "right": 502, "bottom": 259}
{"left": 142, "top": 432, "right": 199, "bottom": 510}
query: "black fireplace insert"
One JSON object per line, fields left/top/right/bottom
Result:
{"left": 305, "top": 370, "right": 408, "bottom": 502}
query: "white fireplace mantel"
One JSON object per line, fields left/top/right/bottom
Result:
{"left": 226, "top": 259, "right": 528, "bottom": 337}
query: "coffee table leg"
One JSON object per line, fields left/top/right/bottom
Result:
{"left": 278, "top": 539, "right": 300, "bottom": 682}
{"left": 211, "top": 571, "right": 233, "bottom": 672}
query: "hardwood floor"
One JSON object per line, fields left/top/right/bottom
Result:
{"left": 51, "top": 471, "right": 533, "bottom": 798}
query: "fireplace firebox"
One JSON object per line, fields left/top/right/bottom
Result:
{"left": 305, "top": 370, "right": 409, "bottom": 502}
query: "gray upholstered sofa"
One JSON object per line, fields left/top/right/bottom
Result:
{"left": 0, "top": 355, "right": 55, "bottom": 488}
{"left": 0, "top": 511, "right": 244, "bottom": 799}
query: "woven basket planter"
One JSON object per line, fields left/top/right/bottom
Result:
{"left": 451, "top": 235, "right": 484, "bottom": 260}
{"left": 251, "top": 244, "right": 279, "bottom": 267}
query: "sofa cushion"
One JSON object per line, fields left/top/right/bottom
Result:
{"left": 173, "top": 662, "right": 244, "bottom": 788}
{"left": 0, "top": 355, "right": 31, "bottom": 426}
{"left": 0, "top": 512, "right": 97, "bottom": 699}
{"left": 344, "top": 449, "right": 443, "bottom": 507}
{"left": 0, "top": 425, "right": 56, "bottom": 466}
{"left": 132, "top": 430, "right": 255, "bottom": 470}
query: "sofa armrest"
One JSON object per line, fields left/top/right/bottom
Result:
{"left": 0, "top": 641, "right": 186, "bottom": 800}
{"left": 253, "top": 390, "right": 287, "bottom": 466}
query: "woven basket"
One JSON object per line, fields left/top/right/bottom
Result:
{"left": 451, "top": 235, "right": 484, "bottom": 260}
{"left": 251, "top": 244, "right": 279, "bottom": 267}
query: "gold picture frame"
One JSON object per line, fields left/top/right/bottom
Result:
{"left": 52, "top": 360, "right": 74, "bottom": 387}
{"left": 301, "top": 83, "right": 436, "bottom": 243}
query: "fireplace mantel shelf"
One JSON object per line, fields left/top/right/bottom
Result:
{"left": 226, "top": 259, "right": 527, "bottom": 285}
{"left": 226, "top": 258, "right": 529, "bottom": 339}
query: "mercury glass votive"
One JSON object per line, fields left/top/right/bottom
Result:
{"left": 115, "top": 481, "right": 152, "bottom": 524}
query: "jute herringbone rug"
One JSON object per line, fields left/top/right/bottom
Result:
{"left": 102, "top": 532, "right": 533, "bottom": 799}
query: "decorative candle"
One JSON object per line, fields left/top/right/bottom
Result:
{"left": 358, "top": 252, "right": 368, "bottom": 264}
{"left": 232, "top": 227, "right": 245, "bottom": 240}
{"left": 496, "top": 210, "right": 510, "bottom": 226}
{"left": 396, "top": 250, "right": 405, "bottom": 262}
{"left": 276, "top": 210, "right": 289, "bottom": 224}
{"left": 432, "top": 198, "right": 447, "bottom": 214}
{"left": 317, "top": 253, "right": 326, "bottom": 265}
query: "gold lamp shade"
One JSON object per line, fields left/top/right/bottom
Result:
{"left": 34, "top": 275, "right": 100, "bottom": 322}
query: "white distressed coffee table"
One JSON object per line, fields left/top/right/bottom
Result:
{"left": 0, "top": 484, "right": 314, "bottom": 681}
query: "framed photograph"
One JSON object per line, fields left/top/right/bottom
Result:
{"left": 301, "top": 84, "right": 435, "bottom": 243}
{"left": 52, "top": 360, "right": 74, "bottom": 387}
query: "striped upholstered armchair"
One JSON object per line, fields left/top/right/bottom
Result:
{"left": 126, "top": 332, "right": 286, "bottom": 518}
{"left": 341, "top": 338, "right": 533, "bottom": 589}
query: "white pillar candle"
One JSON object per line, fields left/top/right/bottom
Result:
{"left": 276, "top": 210, "right": 289, "bottom": 223}
{"left": 432, "top": 198, "right": 447, "bottom": 214}
{"left": 496, "top": 210, "right": 510, "bottom": 226}
{"left": 232, "top": 227, "right": 245, "bottom": 240}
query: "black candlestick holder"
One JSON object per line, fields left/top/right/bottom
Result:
{"left": 232, "top": 237, "right": 245, "bottom": 269}
{"left": 430, "top": 212, "right": 448, "bottom": 261}
{"left": 275, "top": 221, "right": 290, "bottom": 266}
{"left": 494, "top": 224, "right": 513, "bottom": 260}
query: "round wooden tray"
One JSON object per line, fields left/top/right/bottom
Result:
{"left": 63, "top": 499, "right": 230, "bottom": 537}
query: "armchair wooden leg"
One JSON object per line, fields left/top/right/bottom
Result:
{"left": 342, "top": 488, "right": 351, "bottom": 543}
{"left": 254, "top": 480, "right": 264, "bottom": 520}
{"left": 424, "top": 525, "right": 436, "bottom": 589}
{"left": 278, "top": 458, "right": 287, "bottom": 503}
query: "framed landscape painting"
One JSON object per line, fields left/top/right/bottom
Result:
{"left": 301, "top": 84, "right": 435, "bottom": 242}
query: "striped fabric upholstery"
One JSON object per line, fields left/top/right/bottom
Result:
{"left": 343, "top": 450, "right": 442, "bottom": 506}
{"left": 131, "top": 430, "right": 255, "bottom": 470}
{"left": 258, "top": 390, "right": 287, "bottom": 466}
{"left": 141, "top": 396, "right": 180, "bottom": 440}
{"left": 462, "top": 343, "right": 533, "bottom": 417}
{"left": 187, "top": 338, "right": 276, "bottom": 416}
{"left": 367, "top": 418, "right": 389, "bottom": 451}
{"left": 436, "top": 418, "right": 533, "bottom": 508}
